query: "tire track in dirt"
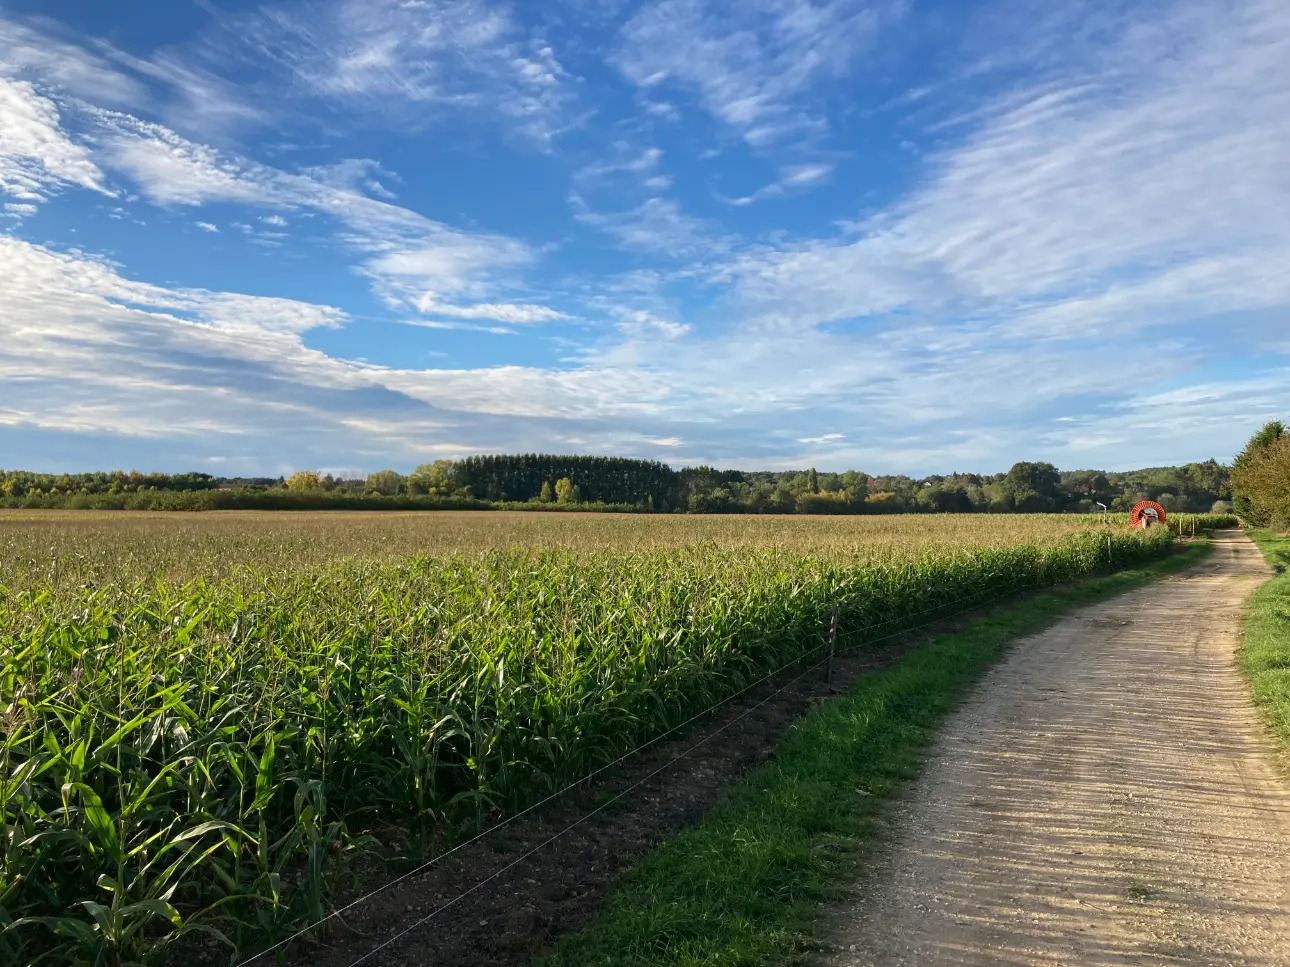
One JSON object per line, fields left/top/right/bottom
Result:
{"left": 827, "top": 531, "right": 1290, "bottom": 967}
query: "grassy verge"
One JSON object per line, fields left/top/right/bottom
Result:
{"left": 1239, "top": 529, "right": 1290, "bottom": 749}
{"left": 539, "top": 541, "right": 1212, "bottom": 967}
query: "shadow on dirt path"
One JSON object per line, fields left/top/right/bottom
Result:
{"left": 826, "top": 531, "right": 1290, "bottom": 967}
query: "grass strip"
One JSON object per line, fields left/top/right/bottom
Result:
{"left": 539, "top": 541, "right": 1212, "bottom": 967}
{"left": 1239, "top": 529, "right": 1290, "bottom": 749}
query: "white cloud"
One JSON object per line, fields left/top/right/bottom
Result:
{"left": 2, "top": 227, "right": 1284, "bottom": 474}
{"left": 612, "top": 308, "right": 691, "bottom": 340}
{"left": 0, "top": 237, "right": 664, "bottom": 447}
{"left": 232, "top": 0, "right": 577, "bottom": 144}
{"left": 89, "top": 111, "right": 544, "bottom": 306}
{"left": 572, "top": 194, "right": 721, "bottom": 258}
{"left": 1034, "top": 369, "right": 1290, "bottom": 468}
{"left": 0, "top": 16, "right": 146, "bottom": 106}
{"left": 98, "top": 116, "right": 269, "bottom": 206}
{"left": 361, "top": 233, "right": 535, "bottom": 303}
{"left": 376, "top": 364, "right": 675, "bottom": 420}
{"left": 576, "top": 146, "right": 663, "bottom": 184}
{"left": 721, "top": 0, "right": 1290, "bottom": 347}
{"left": 414, "top": 294, "right": 570, "bottom": 324}
{"left": 107, "top": 46, "right": 266, "bottom": 135}
{"left": 798, "top": 433, "right": 844, "bottom": 444}
{"left": 617, "top": 0, "right": 900, "bottom": 145}
{"left": 0, "top": 77, "right": 109, "bottom": 202}
{"left": 2, "top": 0, "right": 1288, "bottom": 476}
{"left": 781, "top": 163, "right": 833, "bottom": 186}
{"left": 0, "top": 237, "right": 361, "bottom": 441}
{"left": 305, "top": 158, "right": 400, "bottom": 199}
{"left": 721, "top": 162, "right": 835, "bottom": 205}
{"left": 1, "top": 12, "right": 264, "bottom": 144}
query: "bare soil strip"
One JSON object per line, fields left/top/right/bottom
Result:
{"left": 827, "top": 531, "right": 1290, "bottom": 967}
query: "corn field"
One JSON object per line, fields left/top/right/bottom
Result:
{"left": 0, "top": 511, "right": 1226, "bottom": 965}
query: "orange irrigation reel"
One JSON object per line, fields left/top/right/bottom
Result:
{"left": 1129, "top": 500, "right": 1167, "bottom": 529}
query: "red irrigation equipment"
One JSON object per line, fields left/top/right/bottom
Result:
{"left": 1130, "top": 500, "right": 1167, "bottom": 529}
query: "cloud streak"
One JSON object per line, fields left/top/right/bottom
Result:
{"left": 617, "top": 0, "right": 899, "bottom": 146}
{"left": 227, "top": 0, "right": 577, "bottom": 144}
{"left": 0, "top": 77, "right": 109, "bottom": 202}
{"left": 89, "top": 110, "right": 551, "bottom": 310}
{"left": 723, "top": 0, "right": 1290, "bottom": 346}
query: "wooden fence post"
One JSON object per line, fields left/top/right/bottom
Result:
{"left": 826, "top": 606, "right": 838, "bottom": 684}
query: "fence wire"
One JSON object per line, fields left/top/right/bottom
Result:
{"left": 239, "top": 567, "right": 1072, "bottom": 967}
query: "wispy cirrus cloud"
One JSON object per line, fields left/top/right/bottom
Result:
{"left": 722, "top": 0, "right": 1290, "bottom": 347}
{"left": 571, "top": 194, "right": 723, "bottom": 258}
{"left": 719, "top": 162, "right": 834, "bottom": 206}
{"left": 575, "top": 145, "right": 664, "bottom": 185}
{"left": 304, "top": 158, "right": 400, "bottom": 199}
{"left": 0, "top": 16, "right": 147, "bottom": 106}
{"left": 617, "top": 0, "right": 901, "bottom": 147}
{"left": 226, "top": 0, "right": 578, "bottom": 144}
{"left": 0, "top": 12, "right": 264, "bottom": 143}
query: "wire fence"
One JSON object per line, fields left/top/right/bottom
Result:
{"left": 236, "top": 568, "right": 1043, "bottom": 967}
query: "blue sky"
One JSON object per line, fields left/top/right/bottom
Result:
{"left": 1, "top": 0, "right": 1287, "bottom": 477}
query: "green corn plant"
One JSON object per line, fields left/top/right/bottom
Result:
{"left": 0, "top": 512, "right": 1178, "bottom": 966}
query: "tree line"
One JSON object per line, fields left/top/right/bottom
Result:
{"left": 0, "top": 454, "right": 1235, "bottom": 515}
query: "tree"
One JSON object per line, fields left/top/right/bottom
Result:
{"left": 1002, "top": 461, "right": 1061, "bottom": 511}
{"left": 865, "top": 491, "right": 903, "bottom": 513}
{"left": 539, "top": 480, "right": 555, "bottom": 503}
{"left": 412, "top": 460, "right": 457, "bottom": 495}
{"left": 806, "top": 467, "right": 819, "bottom": 494}
{"left": 1231, "top": 421, "right": 1290, "bottom": 527}
{"left": 796, "top": 491, "right": 851, "bottom": 514}
{"left": 918, "top": 483, "right": 975, "bottom": 513}
{"left": 450, "top": 454, "right": 677, "bottom": 504}
{"left": 285, "top": 470, "right": 323, "bottom": 492}
{"left": 840, "top": 470, "right": 869, "bottom": 494}
{"left": 1063, "top": 469, "right": 1110, "bottom": 503}
{"left": 554, "top": 477, "right": 580, "bottom": 504}
{"left": 365, "top": 469, "right": 403, "bottom": 496}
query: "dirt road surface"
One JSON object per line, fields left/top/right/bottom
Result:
{"left": 827, "top": 531, "right": 1290, "bottom": 967}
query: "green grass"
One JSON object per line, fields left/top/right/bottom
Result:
{"left": 1239, "top": 529, "right": 1290, "bottom": 749}
{"left": 539, "top": 541, "right": 1211, "bottom": 967}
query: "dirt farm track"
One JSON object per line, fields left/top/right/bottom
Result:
{"left": 828, "top": 531, "right": 1290, "bottom": 967}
